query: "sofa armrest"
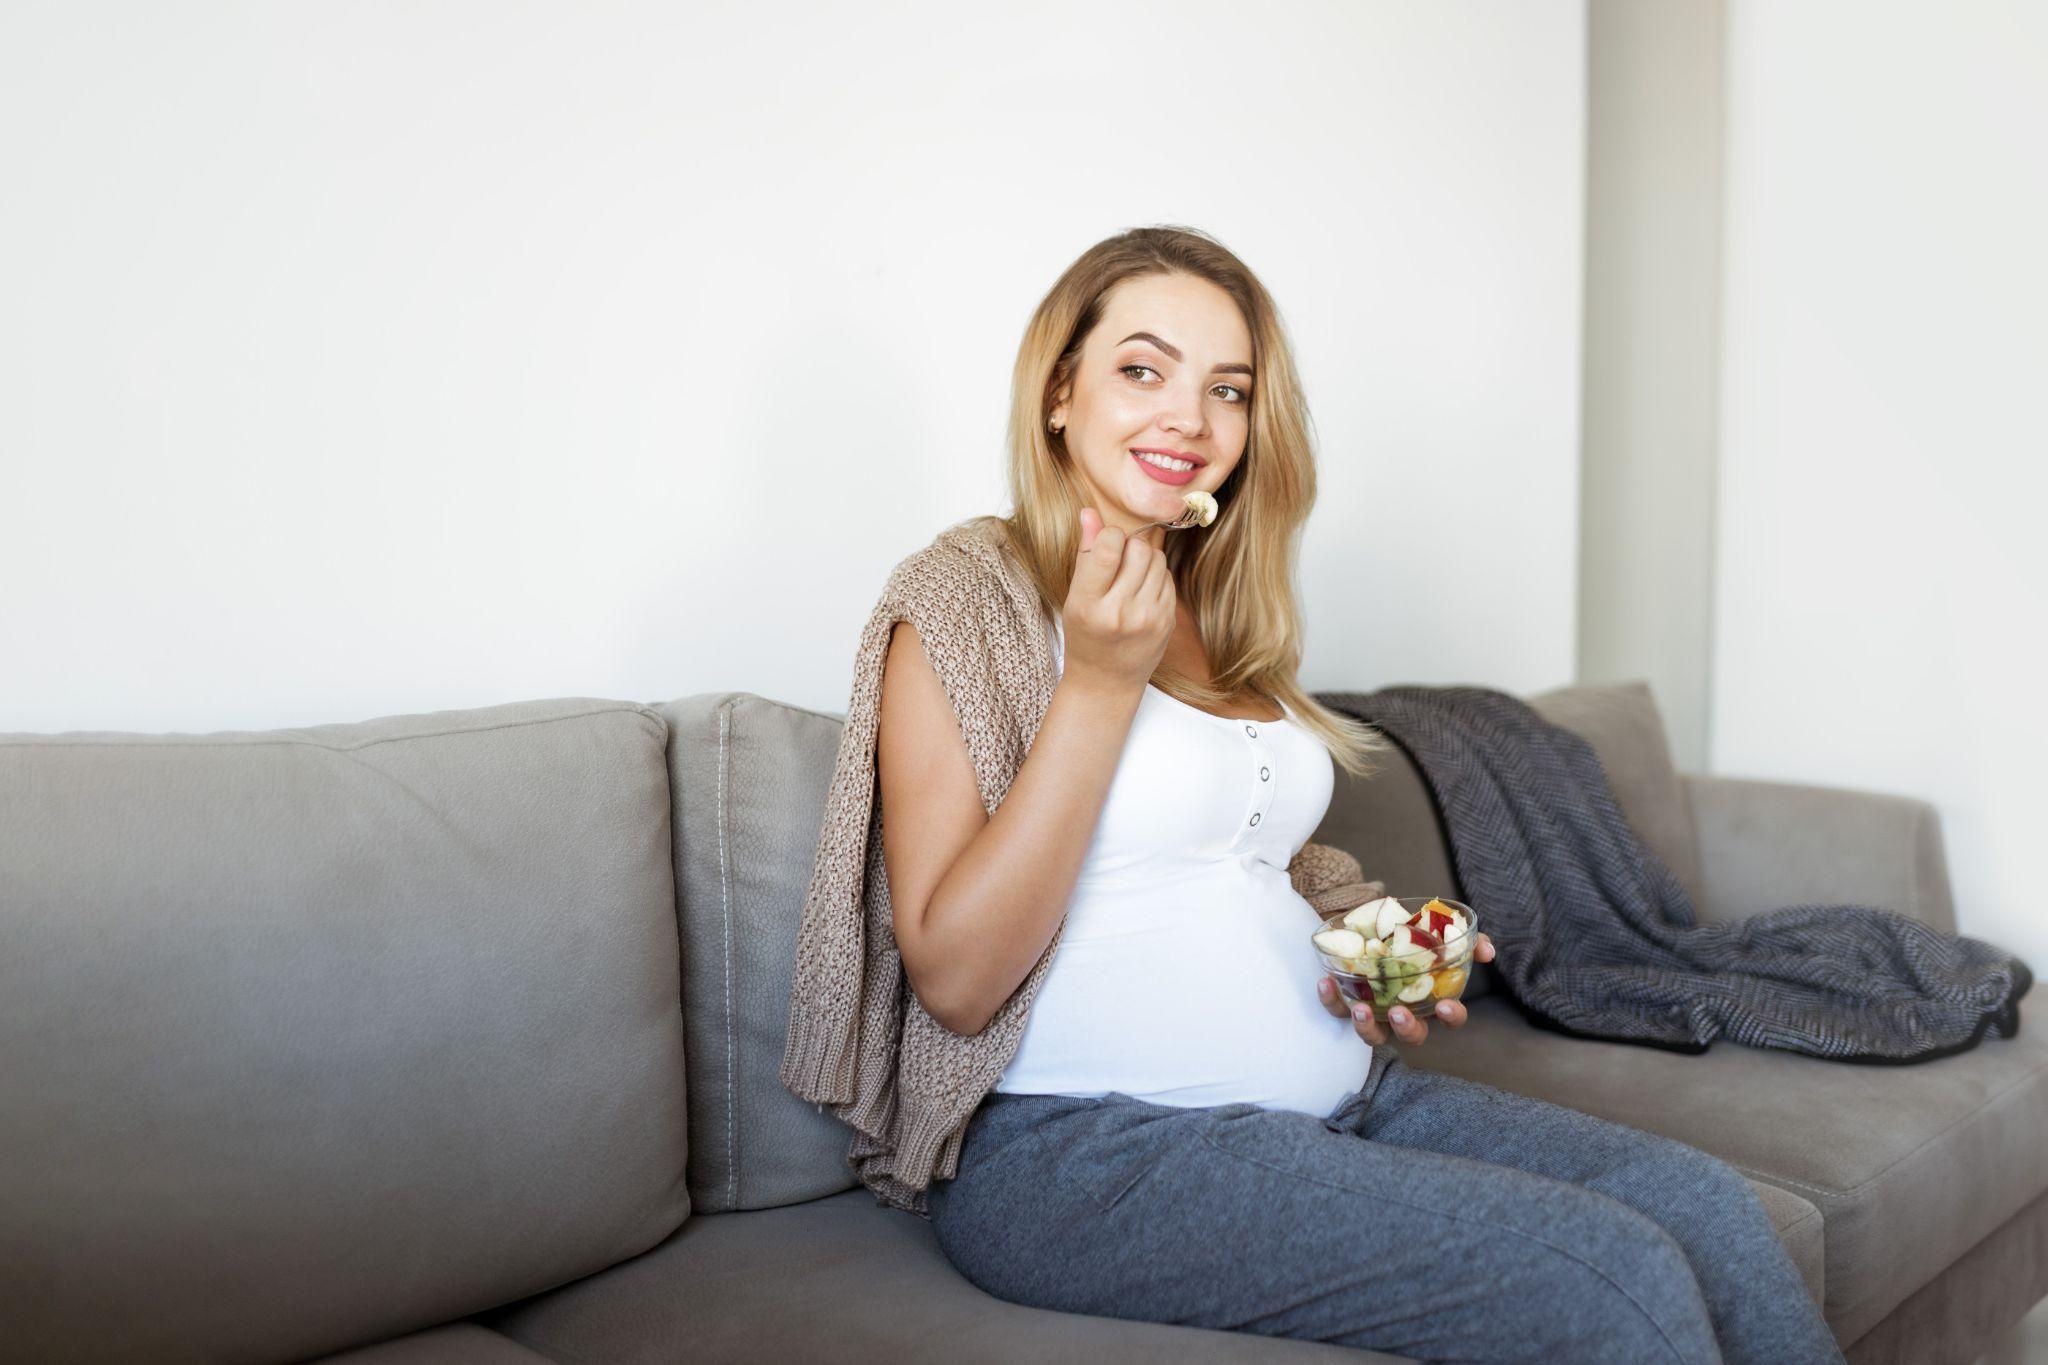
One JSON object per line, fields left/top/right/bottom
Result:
{"left": 1681, "top": 773, "right": 1956, "bottom": 933}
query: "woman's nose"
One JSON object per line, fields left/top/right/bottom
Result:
{"left": 1158, "top": 403, "right": 1201, "bottom": 437}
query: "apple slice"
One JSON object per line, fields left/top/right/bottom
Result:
{"left": 1347, "top": 896, "right": 1402, "bottom": 936}
{"left": 1372, "top": 897, "right": 1409, "bottom": 940}
{"left": 1313, "top": 927, "right": 1367, "bottom": 959}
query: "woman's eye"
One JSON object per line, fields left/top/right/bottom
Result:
{"left": 1119, "top": 364, "right": 1248, "bottom": 405}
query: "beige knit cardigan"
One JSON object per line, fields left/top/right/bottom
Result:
{"left": 778, "top": 517, "right": 1385, "bottom": 1216}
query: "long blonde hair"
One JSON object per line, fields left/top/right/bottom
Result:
{"left": 962, "top": 224, "right": 1392, "bottom": 780}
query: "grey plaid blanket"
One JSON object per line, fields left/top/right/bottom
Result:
{"left": 1316, "top": 685, "right": 2031, "bottom": 1062}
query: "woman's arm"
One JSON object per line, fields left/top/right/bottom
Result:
{"left": 879, "top": 619, "right": 1143, "bottom": 1036}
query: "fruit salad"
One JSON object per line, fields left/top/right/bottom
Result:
{"left": 1310, "top": 895, "right": 1479, "bottom": 1022}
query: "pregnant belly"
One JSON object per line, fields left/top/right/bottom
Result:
{"left": 1000, "top": 875, "right": 1371, "bottom": 1114}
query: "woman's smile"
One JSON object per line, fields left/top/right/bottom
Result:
{"left": 1131, "top": 448, "right": 1202, "bottom": 486}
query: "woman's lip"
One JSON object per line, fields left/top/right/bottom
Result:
{"left": 1131, "top": 446, "right": 1206, "bottom": 466}
{"left": 1131, "top": 450, "right": 1199, "bottom": 486}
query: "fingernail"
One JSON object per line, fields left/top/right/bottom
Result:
{"left": 1436, "top": 1001, "right": 1454, "bottom": 1017}
{"left": 1351, "top": 1004, "right": 1368, "bottom": 1021}
{"left": 1391, "top": 1008, "right": 1409, "bottom": 1024}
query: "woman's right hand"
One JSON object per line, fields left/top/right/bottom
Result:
{"left": 1062, "top": 507, "right": 1177, "bottom": 693}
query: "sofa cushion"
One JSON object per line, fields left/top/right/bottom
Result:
{"left": 660, "top": 692, "right": 864, "bottom": 1212}
{"left": 0, "top": 699, "right": 692, "bottom": 1365}
{"left": 1402, "top": 979, "right": 2048, "bottom": 1346}
{"left": 477, "top": 1189, "right": 1382, "bottom": 1363}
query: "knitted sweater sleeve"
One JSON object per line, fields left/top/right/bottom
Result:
{"left": 1288, "top": 840, "right": 1385, "bottom": 918}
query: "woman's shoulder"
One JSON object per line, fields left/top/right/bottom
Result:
{"left": 873, "top": 517, "right": 1053, "bottom": 680}
{"left": 885, "top": 515, "right": 1018, "bottom": 601}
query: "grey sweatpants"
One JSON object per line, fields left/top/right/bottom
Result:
{"left": 926, "top": 1050, "right": 1846, "bottom": 1365}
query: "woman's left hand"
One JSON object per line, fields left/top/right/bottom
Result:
{"left": 1315, "top": 933, "right": 1496, "bottom": 1046}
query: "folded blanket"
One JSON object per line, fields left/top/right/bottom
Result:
{"left": 1317, "top": 685, "right": 2031, "bottom": 1062}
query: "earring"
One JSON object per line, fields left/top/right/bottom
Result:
{"left": 1048, "top": 420, "right": 1063, "bottom": 433}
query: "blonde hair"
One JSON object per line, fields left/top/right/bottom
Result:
{"left": 961, "top": 224, "right": 1392, "bottom": 780}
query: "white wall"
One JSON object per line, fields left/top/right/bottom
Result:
{"left": 1713, "top": 2, "right": 2047, "bottom": 968}
{"left": 0, "top": 1, "right": 1586, "bottom": 733}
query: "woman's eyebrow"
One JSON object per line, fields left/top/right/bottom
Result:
{"left": 1118, "top": 331, "right": 1254, "bottom": 377}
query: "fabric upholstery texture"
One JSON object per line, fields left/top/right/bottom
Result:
{"left": 1841, "top": 1185, "right": 2048, "bottom": 1365}
{"left": 660, "top": 691, "right": 869, "bottom": 1213}
{"left": 478, "top": 1187, "right": 1380, "bottom": 1364}
{"left": 0, "top": 700, "right": 693, "bottom": 1365}
{"left": 1686, "top": 772, "right": 1957, "bottom": 934}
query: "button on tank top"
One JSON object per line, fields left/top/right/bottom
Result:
{"left": 991, "top": 612, "right": 1370, "bottom": 1116}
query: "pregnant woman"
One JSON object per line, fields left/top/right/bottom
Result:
{"left": 795, "top": 227, "right": 1845, "bottom": 1364}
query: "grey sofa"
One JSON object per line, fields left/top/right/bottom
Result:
{"left": 4, "top": 680, "right": 2040, "bottom": 1364}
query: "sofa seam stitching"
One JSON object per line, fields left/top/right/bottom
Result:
{"left": 717, "top": 702, "right": 738, "bottom": 1210}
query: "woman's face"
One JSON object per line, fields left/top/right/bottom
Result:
{"left": 1049, "top": 273, "right": 1254, "bottom": 548}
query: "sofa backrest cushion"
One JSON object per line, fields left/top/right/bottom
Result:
{"left": 660, "top": 692, "right": 863, "bottom": 1212}
{"left": 0, "top": 700, "right": 692, "bottom": 1365}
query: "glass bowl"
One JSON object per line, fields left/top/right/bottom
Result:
{"left": 1309, "top": 896, "right": 1480, "bottom": 1024}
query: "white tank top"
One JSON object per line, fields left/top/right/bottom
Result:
{"left": 991, "top": 612, "right": 1370, "bottom": 1116}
